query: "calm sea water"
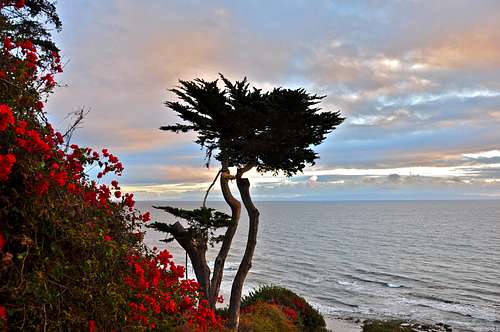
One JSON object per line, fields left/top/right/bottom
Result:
{"left": 138, "top": 201, "right": 500, "bottom": 332}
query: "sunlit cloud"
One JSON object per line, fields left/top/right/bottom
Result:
{"left": 49, "top": 0, "right": 500, "bottom": 200}
{"left": 378, "top": 89, "right": 500, "bottom": 108}
{"left": 463, "top": 150, "right": 500, "bottom": 159}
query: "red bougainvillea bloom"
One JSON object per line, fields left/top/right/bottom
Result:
{"left": 0, "top": 305, "right": 6, "bottom": 324}
{"left": 103, "top": 235, "right": 112, "bottom": 242}
{"left": 40, "top": 73, "right": 55, "bottom": 88}
{"left": 34, "top": 179, "right": 49, "bottom": 195}
{"left": 0, "top": 233, "right": 5, "bottom": 251}
{"left": 15, "top": 0, "right": 26, "bottom": 9}
{"left": 3, "top": 36, "right": 13, "bottom": 50}
{"left": 16, "top": 40, "right": 35, "bottom": 52}
{"left": 0, "top": 104, "right": 14, "bottom": 131}
{"left": 142, "top": 212, "right": 151, "bottom": 222}
{"left": 0, "top": 154, "right": 16, "bottom": 182}
{"left": 34, "top": 101, "right": 44, "bottom": 111}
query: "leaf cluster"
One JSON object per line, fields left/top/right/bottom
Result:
{"left": 148, "top": 206, "right": 232, "bottom": 246}
{"left": 162, "top": 75, "right": 344, "bottom": 176}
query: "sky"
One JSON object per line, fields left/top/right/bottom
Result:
{"left": 47, "top": 0, "right": 500, "bottom": 201}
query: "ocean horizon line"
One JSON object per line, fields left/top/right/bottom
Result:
{"left": 135, "top": 198, "right": 500, "bottom": 203}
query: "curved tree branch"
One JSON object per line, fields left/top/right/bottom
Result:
{"left": 209, "top": 167, "right": 241, "bottom": 308}
{"left": 227, "top": 177, "right": 260, "bottom": 330}
{"left": 203, "top": 169, "right": 222, "bottom": 208}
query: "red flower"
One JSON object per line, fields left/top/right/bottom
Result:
{"left": 114, "top": 191, "right": 121, "bottom": 199}
{"left": 41, "top": 74, "right": 55, "bottom": 88}
{"left": 0, "top": 104, "right": 14, "bottom": 131}
{"left": 15, "top": 0, "right": 25, "bottom": 9}
{"left": 0, "top": 305, "right": 6, "bottom": 323}
{"left": 16, "top": 40, "right": 34, "bottom": 52}
{"left": 88, "top": 320, "right": 95, "bottom": 332}
{"left": 0, "top": 233, "right": 5, "bottom": 251}
{"left": 142, "top": 212, "right": 151, "bottom": 222}
{"left": 67, "top": 183, "right": 77, "bottom": 193}
{"left": 15, "top": 120, "right": 27, "bottom": 135}
{"left": 35, "top": 179, "right": 49, "bottom": 195}
{"left": 34, "top": 101, "right": 44, "bottom": 111}
{"left": 0, "top": 153, "right": 16, "bottom": 182}
{"left": 3, "top": 36, "right": 13, "bottom": 50}
{"left": 182, "top": 296, "right": 192, "bottom": 308}
{"left": 103, "top": 235, "right": 112, "bottom": 242}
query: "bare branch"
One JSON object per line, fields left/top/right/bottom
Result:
{"left": 203, "top": 169, "right": 222, "bottom": 208}
{"left": 63, "top": 108, "right": 89, "bottom": 151}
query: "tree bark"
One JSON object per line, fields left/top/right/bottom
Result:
{"left": 208, "top": 167, "right": 241, "bottom": 308}
{"left": 165, "top": 165, "right": 242, "bottom": 310}
{"left": 227, "top": 177, "right": 260, "bottom": 330}
{"left": 168, "top": 222, "right": 211, "bottom": 302}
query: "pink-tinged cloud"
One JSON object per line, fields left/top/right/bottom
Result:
{"left": 47, "top": 0, "right": 500, "bottom": 199}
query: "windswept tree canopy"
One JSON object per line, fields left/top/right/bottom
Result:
{"left": 162, "top": 75, "right": 344, "bottom": 177}
{"left": 149, "top": 206, "right": 232, "bottom": 246}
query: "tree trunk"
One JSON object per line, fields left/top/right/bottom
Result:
{"left": 167, "top": 166, "right": 242, "bottom": 310}
{"left": 169, "top": 222, "right": 211, "bottom": 302}
{"left": 191, "top": 242, "right": 211, "bottom": 299}
{"left": 227, "top": 177, "right": 260, "bottom": 330}
{"left": 208, "top": 168, "right": 241, "bottom": 308}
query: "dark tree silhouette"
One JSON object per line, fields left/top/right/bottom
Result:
{"left": 148, "top": 205, "right": 232, "bottom": 309}
{"left": 155, "top": 74, "right": 344, "bottom": 329}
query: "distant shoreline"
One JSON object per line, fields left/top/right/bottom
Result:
{"left": 324, "top": 316, "right": 455, "bottom": 332}
{"left": 135, "top": 198, "right": 500, "bottom": 202}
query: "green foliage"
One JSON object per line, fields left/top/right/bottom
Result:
{"left": 238, "top": 302, "right": 299, "bottom": 332}
{"left": 162, "top": 75, "right": 344, "bottom": 176}
{"left": 241, "top": 285, "right": 327, "bottom": 332}
{"left": 0, "top": 192, "right": 144, "bottom": 330}
{"left": 362, "top": 320, "right": 415, "bottom": 332}
{"left": 0, "top": 2, "right": 223, "bottom": 331}
{"left": 148, "top": 206, "right": 232, "bottom": 246}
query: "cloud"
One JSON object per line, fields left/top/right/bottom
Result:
{"left": 412, "top": 29, "right": 500, "bottom": 70}
{"left": 47, "top": 0, "right": 500, "bottom": 200}
{"left": 463, "top": 150, "right": 500, "bottom": 159}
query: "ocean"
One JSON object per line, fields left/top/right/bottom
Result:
{"left": 138, "top": 200, "right": 500, "bottom": 332}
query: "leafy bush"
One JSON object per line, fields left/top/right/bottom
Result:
{"left": 362, "top": 320, "right": 414, "bottom": 332}
{"left": 0, "top": 1, "right": 221, "bottom": 331}
{"left": 238, "top": 301, "right": 298, "bottom": 332}
{"left": 241, "top": 285, "right": 327, "bottom": 332}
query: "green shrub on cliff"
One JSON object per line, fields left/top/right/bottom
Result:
{"left": 239, "top": 301, "right": 298, "bottom": 332}
{"left": 241, "top": 285, "right": 327, "bottom": 332}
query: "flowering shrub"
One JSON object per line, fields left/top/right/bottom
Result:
{"left": 0, "top": 1, "right": 220, "bottom": 331}
{"left": 125, "top": 249, "right": 222, "bottom": 331}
